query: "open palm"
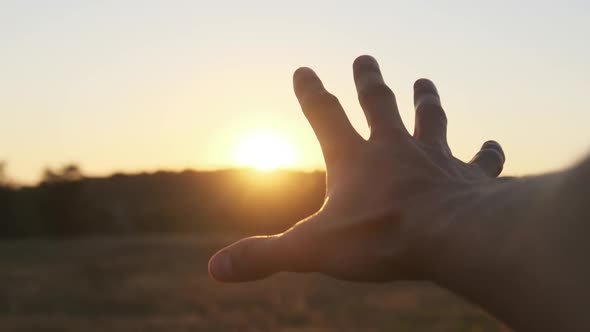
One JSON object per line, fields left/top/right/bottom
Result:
{"left": 209, "top": 55, "right": 505, "bottom": 283}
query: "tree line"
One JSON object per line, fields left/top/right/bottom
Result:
{"left": 0, "top": 164, "right": 326, "bottom": 237}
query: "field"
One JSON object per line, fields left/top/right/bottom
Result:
{"left": 0, "top": 235, "right": 509, "bottom": 332}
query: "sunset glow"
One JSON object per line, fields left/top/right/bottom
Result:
{"left": 233, "top": 133, "right": 296, "bottom": 171}
{"left": 2, "top": 1, "right": 590, "bottom": 183}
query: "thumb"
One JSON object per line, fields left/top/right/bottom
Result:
{"left": 208, "top": 235, "right": 286, "bottom": 282}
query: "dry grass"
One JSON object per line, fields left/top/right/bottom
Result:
{"left": 0, "top": 235, "right": 509, "bottom": 331}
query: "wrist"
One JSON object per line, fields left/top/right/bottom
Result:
{"left": 413, "top": 181, "right": 494, "bottom": 277}
{"left": 418, "top": 173, "right": 580, "bottom": 331}
{"left": 402, "top": 180, "right": 495, "bottom": 280}
{"left": 423, "top": 176, "right": 537, "bottom": 285}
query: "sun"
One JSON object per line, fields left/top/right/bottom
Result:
{"left": 233, "top": 133, "right": 296, "bottom": 171}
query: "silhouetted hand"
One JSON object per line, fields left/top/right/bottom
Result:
{"left": 209, "top": 55, "right": 505, "bottom": 282}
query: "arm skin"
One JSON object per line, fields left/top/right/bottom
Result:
{"left": 208, "top": 55, "right": 590, "bottom": 331}
{"left": 425, "top": 160, "right": 590, "bottom": 332}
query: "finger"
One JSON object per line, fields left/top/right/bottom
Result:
{"left": 208, "top": 228, "right": 319, "bottom": 282}
{"left": 413, "top": 79, "right": 448, "bottom": 149}
{"left": 293, "top": 67, "right": 362, "bottom": 161}
{"left": 353, "top": 55, "right": 407, "bottom": 140}
{"left": 469, "top": 140, "right": 506, "bottom": 177}
{"left": 209, "top": 235, "right": 285, "bottom": 282}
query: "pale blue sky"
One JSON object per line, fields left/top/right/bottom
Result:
{"left": 1, "top": 0, "right": 589, "bottom": 183}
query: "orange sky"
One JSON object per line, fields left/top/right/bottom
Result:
{"left": 1, "top": 1, "right": 589, "bottom": 183}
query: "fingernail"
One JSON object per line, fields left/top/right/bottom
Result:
{"left": 293, "top": 67, "right": 323, "bottom": 99}
{"left": 209, "top": 251, "right": 233, "bottom": 281}
{"left": 414, "top": 79, "right": 440, "bottom": 105}
{"left": 415, "top": 94, "right": 441, "bottom": 109}
{"left": 353, "top": 55, "right": 380, "bottom": 74}
{"left": 414, "top": 81, "right": 441, "bottom": 109}
{"left": 413, "top": 79, "right": 438, "bottom": 94}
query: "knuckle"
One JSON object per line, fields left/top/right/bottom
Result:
{"left": 481, "top": 140, "right": 505, "bottom": 159}
{"left": 321, "top": 140, "right": 359, "bottom": 166}
{"left": 416, "top": 103, "right": 447, "bottom": 125}
{"left": 472, "top": 149, "right": 505, "bottom": 177}
{"left": 304, "top": 90, "right": 340, "bottom": 110}
{"left": 475, "top": 148, "right": 505, "bottom": 165}
{"left": 280, "top": 226, "right": 321, "bottom": 272}
{"left": 481, "top": 147, "right": 505, "bottom": 163}
{"left": 358, "top": 82, "right": 395, "bottom": 105}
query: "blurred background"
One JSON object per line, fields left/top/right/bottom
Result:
{"left": 1, "top": 0, "right": 589, "bottom": 331}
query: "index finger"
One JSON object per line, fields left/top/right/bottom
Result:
{"left": 294, "top": 67, "right": 363, "bottom": 162}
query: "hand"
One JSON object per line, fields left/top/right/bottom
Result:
{"left": 208, "top": 55, "right": 505, "bottom": 283}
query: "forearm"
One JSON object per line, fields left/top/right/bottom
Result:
{"left": 427, "top": 157, "right": 590, "bottom": 331}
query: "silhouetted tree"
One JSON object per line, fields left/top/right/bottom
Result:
{"left": 42, "top": 164, "right": 84, "bottom": 184}
{"left": 3, "top": 166, "right": 327, "bottom": 237}
{"left": 0, "top": 162, "right": 19, "bottom": 236}
{"left": 39, "top": 164, "right": 89, "bottom": 235}
{"left": 0, "top": 161, "right": 12, "bottom": 188}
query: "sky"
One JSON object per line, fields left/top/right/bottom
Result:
{"left": 1, "top": 0, "right": 589, "bottom": 183}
